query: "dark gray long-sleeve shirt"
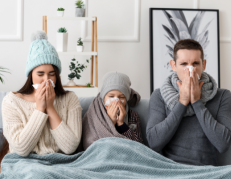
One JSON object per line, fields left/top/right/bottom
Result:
{"left": 146, "top": 88, "right": 231, "bottom": 166}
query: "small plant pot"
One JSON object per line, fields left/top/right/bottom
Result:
{"left": 66, "top": 79, "right": 77, "bottom": 86}
{"left": 57, "top": 11, "right": 64, "bottom": 17}
{"left": 76, "top": 45, "right": 84, "bottom": 52}
{"left": 75, "top": 8, "right": 85, "bottom": 17}
{"left": 56, "top": 33, "right": 68, "bottom": 52}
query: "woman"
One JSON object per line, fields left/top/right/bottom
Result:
{"left": 82, "top": 71, "right": 143, "bottom": 150}
{"left": 0, "top": 31, "right": 82, "bottom": 162}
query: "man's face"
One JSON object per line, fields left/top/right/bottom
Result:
{"left": 170, "top": 49, "right": 207, "bottom": 81}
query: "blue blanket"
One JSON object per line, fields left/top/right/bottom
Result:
{"left": 1, "top": 137, "right": 231, "bottom": 179}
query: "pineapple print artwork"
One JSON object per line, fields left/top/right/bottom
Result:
{"left": 162, "top": 10, "right": 213, "bottom": 70}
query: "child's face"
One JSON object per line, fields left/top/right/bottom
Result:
{"left": 104, "top": 90, "right": 127, "bottom": 107}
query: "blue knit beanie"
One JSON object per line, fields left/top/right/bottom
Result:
{"left": 25, "top": 31, "right": 62, "bottom": 77}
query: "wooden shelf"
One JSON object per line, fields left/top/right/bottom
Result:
{"left": 47, "top": 17, "right": 96, "bottom": 21}
{"left": 58, "top": 51, "right": 97, "bottom": 56}
{"left": 63, "top": 86, "right": 99, "bottom": 97}
{"left": 43, "top": 15, "right": 98, "bottom": 90}
{"left": 63, "top": 85, "right": 94, "bottom": 88}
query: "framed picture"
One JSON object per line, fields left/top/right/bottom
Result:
{"left": 149, "top": 8, "right": 220, "bottom": 94}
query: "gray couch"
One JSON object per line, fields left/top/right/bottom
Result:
{"left": 0, "top": 91, "right": 230, "bottom": 166}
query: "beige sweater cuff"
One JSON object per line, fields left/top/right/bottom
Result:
{"left": 50, "top": 121, "right": 79, "bottom": 154}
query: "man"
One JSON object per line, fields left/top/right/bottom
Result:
{"left": 146, "top": 39, "right": 231, "bottom": 166}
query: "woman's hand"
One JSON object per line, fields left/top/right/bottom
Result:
{"left": 45, "top": 80, "right": 56, "bottom": 111}
{"left": 105, "top": 101, "right": 118, "bottom": 125}
{"left": 117, "top": 101, "right": 126, "bottom": 126}
{"left": 35, "top": 81, "right": 46, "bottom": 113}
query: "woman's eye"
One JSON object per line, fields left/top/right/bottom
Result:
{"left": 38, "top": 75, "right": 43, "bottom": 76}
{"left": 50, "top": 75, "right": 55, "bottom": 76}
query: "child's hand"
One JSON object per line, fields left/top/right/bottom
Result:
{"left": 106, "top": 101, "right": 118, "bottom": 125}
{"left": 117, "top": 101, "right": 126, "bottom": 126}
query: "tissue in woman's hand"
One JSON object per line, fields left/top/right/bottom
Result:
{"left": 32, "top": 79, "right": 55, "bottom": 89}
{"left": 184, "top": 66, "right": 200, "bottom": 80}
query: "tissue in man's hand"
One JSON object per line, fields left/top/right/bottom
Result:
{"left": 184, "top": 66, "right": 200, "bottom": 80}
{"left": 32, "top": 79, "right": 55, "bottom": 89}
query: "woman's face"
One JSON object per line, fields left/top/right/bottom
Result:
{"left": 32, "top": 64, "right": 56, "bottom": 87}
{"left": 104, "top": 90, "right": 127, "bottom": 107}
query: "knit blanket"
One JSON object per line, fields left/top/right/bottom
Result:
{"left": 1, "top": 137, "right": 231, "bottom": 179}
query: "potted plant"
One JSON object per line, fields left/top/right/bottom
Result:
{"left": 76, "top": 38, "right": 84, "bottom": 52}
{"left": 86, "top": 82, "right": 91, "bottom": 87}
{"left": 0, "top": 66, "right": 10, "bottom": 84}
{"left": 66, "top": 58, "right": 91, "bottom": 86}
{"left": 75, "top": 0, "right": 85, "bottom": 17}
{"left": 57, "top": 8, "right": 65, "bottom": 17}
{"left": 56, "top": 27, "right": 68, "bottom": 52}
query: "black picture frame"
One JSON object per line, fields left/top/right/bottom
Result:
{"left": 149, "top": 8, "right": 220, "bottom": 95}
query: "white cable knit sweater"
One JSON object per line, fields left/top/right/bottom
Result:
{"left": 2, "top": 91, "right": 82, "bottom": 156}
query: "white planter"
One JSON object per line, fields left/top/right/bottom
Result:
{"left": 66, "top": 79, "right": 77, "bottom": 86}
{"left": 76, "top": 45, "right": 84, "bottom": 52}
{"left": 57, "top": 11, "right": 64, "bottom": 17}
{"left": 75, "top": 8, "right": 85, "bottom": 17}
{"left": 56, "top": 33, "right": 68, "bottom": 52}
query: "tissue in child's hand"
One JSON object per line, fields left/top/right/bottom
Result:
{"left": 184, "top": 66, "right": 200, "bottom": 80}
{"left": 105, "top": 97, "right": 124, "bottom": 106}
{"left": 32, "top": 79, "right": 55, "bottom": 89}
{"left": 105, "top": 97, "right": 125, "bottom": 120}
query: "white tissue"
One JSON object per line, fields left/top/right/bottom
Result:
{"left": 105, "top": 97, "right": 124, "bottom": 120}
{"left": 105, "top": 97, "right": 124, "bottom": 106}
{"left": 184, "top": 66, "right": 200, "bottom": 80}
{"left": 32, "top": 79, "right": 55, "bottom": 89}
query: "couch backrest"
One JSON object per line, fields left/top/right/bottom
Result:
{"left": 0, "top": 91, "right": 230, "bottom": 166}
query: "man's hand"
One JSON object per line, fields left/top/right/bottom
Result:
{"left": 177, "top": 68, "right": 191, "bottom": 106}
{"left": 190, "top": 68, "right": 204, "bottom": 104}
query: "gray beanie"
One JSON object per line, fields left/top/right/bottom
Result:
{"left": 100, "top": 71, "right": 132, "bottom": 101}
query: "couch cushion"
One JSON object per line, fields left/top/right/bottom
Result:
{"left": 131, "top": 99, "right": 149, "bottom": 147}
{"left": 79, "top": 97, "right": 94, "bottom": 118}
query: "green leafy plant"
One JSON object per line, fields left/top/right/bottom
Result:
{"left": 77, "top": 38, "right": 83, "bottom": 46}
{"left": 57, "top": 27, "right": 67, "bottom": 33}
{"left": 57, "top": 8, "right": 65, "bottom": 11}
{"left": 68, "top": 58, "right": 91, "bottom": 80}
{"left": 86, "top": 82, "right": 91, "bottom": 87}
{"left": 0, "top": 66, "right": 10, "bottom": 84}
{"left": 75, "top": 0, "right": 84, "bottom": 8}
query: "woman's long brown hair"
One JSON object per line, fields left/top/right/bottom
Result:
{"left": 0, "top": 65, "right": 68, "bottom": 163}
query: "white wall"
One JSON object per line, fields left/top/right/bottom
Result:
{"left": 0, "top": 0, "right": 230, "bottom": 99}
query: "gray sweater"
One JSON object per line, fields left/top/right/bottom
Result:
{"left": 146, "top": 88, "right": 231, "bottom": 166}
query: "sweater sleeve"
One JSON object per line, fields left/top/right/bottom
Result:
{"left": 146, "top": 89, "right": 187, "bottom": 152}
{"left": 191, "top": 90, "right": 231, "bottom": 153}
{"left": 50, "top": 92, "right": 82, "bottom": 154}
{"left": 116, "top": 111, "right": 143, "bottom": 144}
{"left": 2, "top": 98, "right": 48, "bottom": 157}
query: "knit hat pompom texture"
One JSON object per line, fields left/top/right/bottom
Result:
{"left": 100, "top": 71, "right": 132, "bottom": 101}
{"left": 25, "top": 31, "right": 61, "bottom": 77}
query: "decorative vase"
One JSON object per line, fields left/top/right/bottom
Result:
{"left": 75, "top": 8, "right": 85, "bottom": 17}
{"left": 66, "top": 79, "right": 76, "bottom": 86}
{"left": 57, "top": 11, "right": 64, "bottom": 17}
{"left": 76, "top": 45, "right": 84, "bottom": 52}
{"left": 56, "top": 33, "right": 68, "bottom": 52}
